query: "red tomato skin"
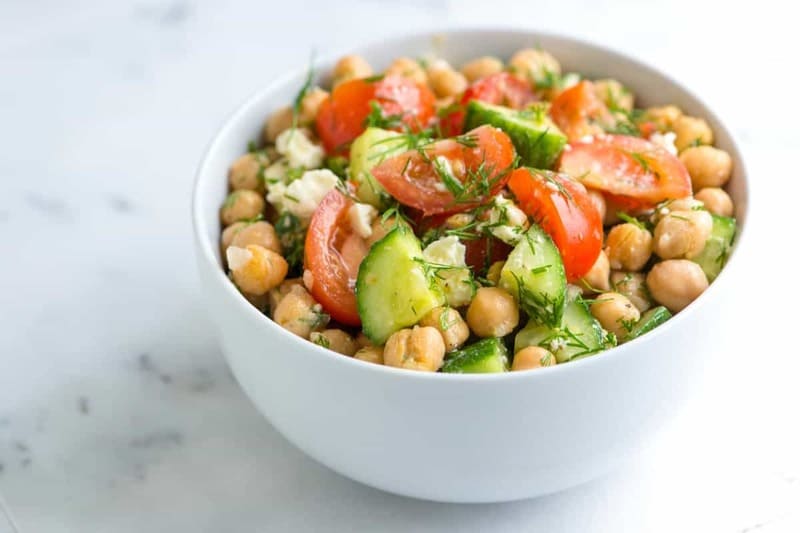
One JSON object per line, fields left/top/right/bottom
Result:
{"left": 371, "top": 125, "right": 516, "bottom": 216}
{"left": 550, "top": 80, "right": 611, "bottom": 142}
{"left": 441, "top": 73, "right": 536, "bottom": 136}
{"left": 508, "top": 168, "right": 603, "bottom": 282}
{"left": 315, "top": 75, "right": 435, "bottom": 154}
{"left": 304, "top": 190, "right": 365, "bottom": 326}
{"left": 559, "top": 134, "right": 692, "bottom": 209}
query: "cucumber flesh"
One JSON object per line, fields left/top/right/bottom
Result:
{"left": 441, "top": 338, "right": 509, "bottom": 374}
{"left": 515, "top": 295, "right": 608, "bottom": 363}
{"left": 356, "top": 226, "right": 445, "bottom": 344}
{"left": 348, "top": 128, "right": 409, "bottom": 208}
{"left": 499, "top": 224, "right": 567, "bottom": 327}
{"left": 692, "top": 215, "right": 736, "bottom": 282}
{"left": 463, "top": 100, "right": 567, "bottom": 169}
{"left": 623, "top": 306, "right": 671, "bottom": 342}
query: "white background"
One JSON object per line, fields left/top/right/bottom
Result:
{"left": 0, "top": 1, "right": 798, "bottom": 531}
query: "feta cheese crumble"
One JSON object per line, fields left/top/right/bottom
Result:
{"left": 422, "top": 236, "right": 475, "bottom": 307}
{"left": 266, "top": 168, "right": 339, "bottom": 220}
{"left": 226, "top": 246, "right": 252, "bottom": 271}
{"left": 481, "top": 195, "right": 530, "bottom": 245}
{"left": 649, "top": 131, "right": 678, "bottom": 155}
{"left": 348, "top": 202, "right": 378, "bottom": 239}
{"left": 275, "top": 128, "right": 325, "bottom": 169}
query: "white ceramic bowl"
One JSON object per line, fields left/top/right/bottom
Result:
{"left": 193, "top": 29, "right": 749, "bottom": 503}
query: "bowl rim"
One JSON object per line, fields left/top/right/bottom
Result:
{"left": 192, "top": 27, "right": 750, "bottom": 381}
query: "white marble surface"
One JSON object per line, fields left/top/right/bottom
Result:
{"left": 1, "top": 1, "right": 798, "bottom": 531}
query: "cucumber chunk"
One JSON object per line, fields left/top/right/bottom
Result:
{"left": 499, "top": 224, "right": 567, "bottom": 327}
{"left": 356, "top": 226, "right": 445, "bottom": 344}
{"left": 463, "top": 101, "right": 567, "bottom": 169}
{"left": 623, "top": 306, "right": 672, "bottom": 342}
{"left": 348, "top": 128, "right": 409, "bottom": 208}
{"left": 515, "top": 294, "right": 608, "bottom": 363}
{"left": 441, "top": 338, "right": 509, "bottom": 374}
{"left": 692, "top": 215, "right": 736, "bottom": 282}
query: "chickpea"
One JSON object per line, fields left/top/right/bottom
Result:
{"left": 579, "top": 251, "right": 611, "bottom": 294}
{"left": 385, "top": 57, "right": 427, "bottom": 85}
{"left": 332, "top": 54, "right": 373, "bottom": 86}
{"left": 354, "top": 345, "right": 384, "bottom": 365}
{"left": 653, "top": 209, "right": 712, "bottom": 259}
{"left": 268, "top": 278, "right": 303, "bottom": 316}
{"left": 644, "top": 105, "right": 683, "bottom": 132}
{"left": 590, "top": 292, "right": 641, "bottom": 340}
{"left": 610, "top": 271, "right": 652, "bottom": 313}
{"left": 221, "top": 222, "right": 247, "bottom": 255}
{"left": 220, "top": 190, "right": 265, "bottom": 227}
{"left": 486, "top": 261, "right": 505, "bottom": 286}
{"left": 230, "top": 221, "right": 282, "bottom": 255}
{"left": 383, "top": 326, "right": 445, "bottom": 372}
{"left": 587, "top": 189, "right": 607, "bottom": 224}
{"left": 512, "top": 346, "right": 557, "bottom": 371}
{"left": 228, "top": 152, "right": 268, "bottom": 191}
{"left": 355, "top": 332, "right": 373, "bottom": 348}
{"left": 310, "top": 329, "right": 358, "bottom": 356}
{"left": 298, "top": 87, "right": 329, "bottom": 125}
{"left": 419, "top": 306, "right": 470, "bottom": 352}
{"left": 445, "top": 213, "right": 474, "bottom": 229}
{"left": 679, "top": 146, "right": 733, "bottom": 190}
{"left": 226, "top": 244, "right": 288, "bottom": 296}
{"left": 646, "top": 260, "right": 708, "bottom": 312}
{"left": 594, "top": 79, "right": 633, "bottom": 111}
{"left": 673, "top": 115, "right": 714, "bottom": 152}
{"left": 460, "top": 56, "right": 504, "bottom": 82}
{"left": 273, "top": 285, "right": 329, "bottom": 338}
{"left": 605, "top": 223, "right": 653, "bottom": 271}
{"left": 435, "top": 96, "right": 456, "bottom": 113}
{"left": 695, "top": 187, "right": 734, "bottom": 217}
{"left": 263, "top": 106, "right": 294, "bottom": 143}
{"left": 427, "top": 61, "right": 468, "bottom": 98}
{"left": 466, "top": 287, "right": 519, "bottom": 338}
{"left": 365, "top": 215, "right": 402, "bottom": 247}
{"left": 509, "top": 48, "right": 561, "bottom": 82}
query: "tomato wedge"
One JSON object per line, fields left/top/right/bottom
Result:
{"left": 440, "top": 72, "right": 536, "bottom": 136}
{"left": 559, "top": 134, "right": 692, "bottom": 209}
{"left": 508, "top": 168, "right": 602, "bottom": 282}
{"left": 304, "top": 189, "right": 369, "bottom": 326}
{"left": 550, "top": 80, "right": 612, "bottom": 142}
{"left": 370, "top": 125, "right": 516, "bottom": 216}
{"left": 315, "top": 75, "right": 435, "bottom": 154}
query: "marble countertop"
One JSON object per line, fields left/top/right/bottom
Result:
{"left": 1, "top": 1, "right": 798, "bottom": 531}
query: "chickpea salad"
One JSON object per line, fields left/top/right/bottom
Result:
{"left": 218, "top": 47, "right": 737, "bottom": 373}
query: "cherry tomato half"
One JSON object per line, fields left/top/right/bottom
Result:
{"left": 315, "top": 75, "right": 435, "bottom": 154}
{"left": 559, "top": 134, "right": 692, "bottom": 209}
{"left": 550, "top": 80, "right": 612, "bottom": 142}
{"left": 371, "top": 125, "right": 516, "bottom": 216}
{"left": 304, "top": 189, "right": 369, "bottom": 326}
{"left": 440, "top": 72, "right": 537, "bottom": 136}
{"left": 508, "top": 168, "right": 603, "bottom": 282}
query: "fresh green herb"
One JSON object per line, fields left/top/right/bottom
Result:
{"left": 222, "top": 191, "right": 241, "bottom": 210}
{"left": 362, "top": 73, "right": 386, "bottom": 83}
{"left": 616, "top": 211, "right": 648, "bottom": 230}
{"left": 629, "top": 151, "right": 652, "bottom": 173}
{"left": 531, "top": 264, "right": 551, "bottom": 275}
{"left": 302, "top": 308, "right": 330, "bottom": 329}
{"left": 311, "top": 333, "right": 330, "bottom": 348}
{"left": 247, "top": 140, "right": 260, "bottom": 153}
{"left": 687, "top": 138, "right": 703, "bottom": 148}
{"left": 618, "top": 317, "right": 637, "bottom": 334}
{"left": 285, "top": 166, "right": 306, "bottom": 183}
{"left": 432, "top": 155, "right": 465, "bottom": 196}
{"left": 325, "top": 156, "right": 349, "bottom": 179}
{"left": 364, "top": 100, "right": 404, "bottom": 129}
{"left": 438, "top": 307, "right": 454, "bottom": 331}
{"left": 274, "top": 212, "right": 306, "bottom": 274}
{"left": 291, "top": 52, "right": 316, "bottom": 133}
